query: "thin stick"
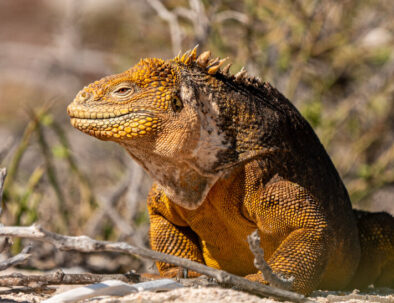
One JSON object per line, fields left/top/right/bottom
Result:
{"left": 0, "top": 236, "right": 12, "bottom": 254}
{"left": 0, "top": 224, "right": 312, "bottom": 303}
{"left": 35, "top": 119, "right": 69, "bottom": 226}
{"left": 50, "top": 121, "right": 96, "bottom": 208}
{"left": 0, "top": 245, "right": 32, "bottom": 271}
{"left": 0, "top": 138, "right": 13, "bottom": 163}
{"left": 0, "top": 269, "right": 140, "bottom": 287}
{"left": 0, "top": 286, "right": 55, "bottom": 295}
{"left": 3, "top": 117, "right": 41, "bottom": 191}
{"left": 86, "top": 171, "right": 133, "bottom": 238}
{"left": 145, "top": 0, "right": 183, "bottom": 55}
{"left": 0, "top": 168, "right": 11, "bottom": 254}
{"left": 0, "top": 168, "right": 7, "bottom": 207}
{"left": 247, "top": 230, "right": 294, "bottom": 290}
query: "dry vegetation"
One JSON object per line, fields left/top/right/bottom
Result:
{"left": 0, "top": 0, "right": 393, "bottom": 290}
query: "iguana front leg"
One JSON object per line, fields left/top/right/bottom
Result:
{"left": 245, "top": 180, "right": 330, "bottom": 295}
{"left": 147, "top": 185, "right": 205, "bottom": 277}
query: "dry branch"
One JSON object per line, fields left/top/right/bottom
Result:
{"left": 0, "top": 236, "right": 12, "bottom": 254}
{"left": 0, "top": 168, "right": 7, "bottom": 206}
{"left": 247, "top": 230, "right": 294, "bottom": 290}
{"left": 0, "top": 168, "right": 11, "bottom": 254}
{"left": 213, "top": 10, "right": 249, "bottom": 24}
{"left": 145, "top": 0, "right": 183, "bottom": 55}
{"left": 86, "top": 171, "right": 134, "bottom": 238}
{"left": 0, "top": 269, "right": 140, "bottom": 287}
{"left": 145, "top": 0, "right": 249, "bottom": 53}
{"left": 0, "top": 286, "right": 55, "bottom": 295}
{"left": 35, "top": 120, "right": 68, "bottom": 225}
{"left": 0, "top": 224, "right": 312, "bottom": 303}
{"left": 0, "top": 138, "right": 13, "bottom": 163}
{"left": 126, "top": 162, "right": 145, "bottom": 221}
{"left": 0, "top": 245, "right": 32, "bottom": 271}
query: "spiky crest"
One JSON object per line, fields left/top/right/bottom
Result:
{"left": 173, "top": 46, "right": 264, "bottom": 88}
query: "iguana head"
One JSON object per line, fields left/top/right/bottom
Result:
{"left": 68, "top": 47, "right": 284, "bottom": 208}
{"left": 68, "top": 56, "right": 187, "bottom": 142}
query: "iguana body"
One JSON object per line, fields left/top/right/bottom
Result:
{"left": 67, "top": 48, "right": 394, "bottom": 294}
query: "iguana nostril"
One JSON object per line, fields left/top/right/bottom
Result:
{"left": 79, "top": 91, "right": 91, "bottom": 102}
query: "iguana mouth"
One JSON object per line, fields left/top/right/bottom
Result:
{"left": 68, "top": 109, "right": 160, "bottom": 139}
{"left": 67, "top": 106, "right": 152, "bottom": 120}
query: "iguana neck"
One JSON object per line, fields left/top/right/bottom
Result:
{"left": 121, "top": 141, "right": 222, "bottom": 209}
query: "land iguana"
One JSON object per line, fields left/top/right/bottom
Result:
{"left": 67, "top": 47, "right": 393, "bottom": 295}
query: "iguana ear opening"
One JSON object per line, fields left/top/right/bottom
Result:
{"left": 171, "top": 96, "right": 183, "bottom": 112}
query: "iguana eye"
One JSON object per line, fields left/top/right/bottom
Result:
{"left": 114, "top": 87, "right": 132, "bottom": 94}
{"left": 171, "top": 96, "right": 183, "bottom": 112}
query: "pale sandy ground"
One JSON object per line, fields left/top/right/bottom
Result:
{"left": 0, "top": 285, "right": 393, "bottom": 303}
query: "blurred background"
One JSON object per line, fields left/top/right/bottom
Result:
{"left": 0, "top": 0, "right": 393, "bottom": 274}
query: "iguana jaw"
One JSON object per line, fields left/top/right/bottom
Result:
{"left": 68, "top": 109, "right": 159, "bottom": 141}
{"left": 67, "top": 96, "right": 161, "bottom": 141}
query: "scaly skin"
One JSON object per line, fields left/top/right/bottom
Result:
{"left": 67, "top": 48, "right": 394, "bottom": 295}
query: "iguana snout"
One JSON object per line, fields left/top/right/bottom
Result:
{"left": 68, "top": 72, "right": 164, "bottom": 141}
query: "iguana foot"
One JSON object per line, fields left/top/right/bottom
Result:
{"left": 160, "top": 267, "right": 201, "bottom": 279}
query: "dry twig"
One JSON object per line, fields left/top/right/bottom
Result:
{"left": 86, "top": 171, "right": 134, "bottom": 238}
{"left": 0, "top": 168, "right": 11, "bottom": 253}
{"left": 0, "top": 286, "right": 55, "bottom": 295}
{"left": 247, "top": 230, "right": 294, "bottom": 290}
{"left": 35, "top": 118, "right": 68, "bottom": 225}
{"left": 0, "top": 269, "right": 140, "bottom": 287}
{"left": 0, "top": 245, "right": 32, "bottom": 271}
{"left": 145, "top": 0, "right": 183, "bottom": 55}
{"left": 125, "top": 162, "right": 145, "bottom": 222}
{"left": 0, "top": 224, "right": 312, "bottom": 302}
{"left": 213, "top": 10, "right": 249, "bottom": 24}
{"left": 3, "top": 115, "right": 42, "bottom": 193}
{"left": 0, "top": 236, "right": 12, "bottom": 254}
{"left": 145, "top": 0, "right": 249, "bottom": 52}
{"left": 0, "top": 168, "right": 6, "bottom": 207}
{"left": 0, "top": 138, "right": 13, "bottom": 163}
